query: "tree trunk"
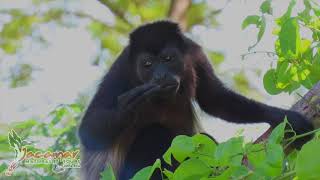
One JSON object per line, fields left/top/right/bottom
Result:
{"left": 168, "top": 0, "right": 191, "bottom": 32}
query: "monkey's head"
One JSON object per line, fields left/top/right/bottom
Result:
{"left": 128, "top": 21, "right": 192, "bottom": 100}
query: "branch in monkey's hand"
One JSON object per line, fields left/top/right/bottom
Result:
{"left": 242, "top": 82, "right": 320, "bottom": 166}
{"left": 256, "top": 81, "right": 320, "bottom": 151}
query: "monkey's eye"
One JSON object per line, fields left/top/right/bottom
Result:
{"left": 143, "top": 61, "right": 152, "bottom": 67}
{"left": 163, "top": 56, "right": 172, "bottom": 62}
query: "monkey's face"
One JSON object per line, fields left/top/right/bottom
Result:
{"left": 135, "top": 45, "right": 184, "bottom": 99}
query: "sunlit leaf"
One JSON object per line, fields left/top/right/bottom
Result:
{"left": 276, "top": 0, "right": 296, "bottom": 25}
{"left": 279, "top": 18, "right": 301, "bottom": 58}
{"left": 296, "top": 140, "right": 320, "bottom": 179}
{"left": 260, "top": 0, "right": 272, "bottom": 15}
{"left": 215, "top": 137, "right": 244, "bottom": 166}
{"left": 242, "top": 15, "right": 260, "bottom": 30}
{"left": 131, "top": 159, "right": 161, "bottom": 180}
{"left": 263, "top": 69, "right": 282, "bottom": 95}
{"left": 170, "top": 135, "right": 195, "bottom": 162}
{"left": 173, "top": 158, "right": 211, "bottom": 180}
{"left": 100, "top": 165, "right": 116, "bottom": 180}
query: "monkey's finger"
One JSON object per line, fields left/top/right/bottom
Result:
{"left": 124, "top": 85, "right": 161, "bottom": 112}
{"left": 118, "top": 83, "right": 156, "bottom": 107}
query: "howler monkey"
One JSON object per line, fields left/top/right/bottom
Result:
{"left": 79, "top": 21, "right": 313, "bottom": 180}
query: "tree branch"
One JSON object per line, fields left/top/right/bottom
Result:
{"left": 291, "top": 82, "right": 320, "bottom": 126}
{"left": 168, "top": 0, "right": 191, "bottom": 32}
{"left": 255, "top": 81, "right": 320, "bottom": 146}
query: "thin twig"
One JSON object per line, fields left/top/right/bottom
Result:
{"left": 241, "top": 51, "right": 277, "bottom": 60}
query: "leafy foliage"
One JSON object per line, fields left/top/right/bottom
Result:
{"left": 101, "top": 120, "right": 320, "bottom": 180}
{"left": 243, "top": 0, "right": 320, "bottom": 94}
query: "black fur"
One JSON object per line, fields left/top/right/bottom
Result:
{"left": 78, "top": 21, "right": 314, "bottom": 180}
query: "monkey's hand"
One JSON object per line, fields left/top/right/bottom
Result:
{"left": 117, "top": 83, "right": 162, "bottom": 114}
{"left": 285, "top": 111, "right": 314, "bottom": 149}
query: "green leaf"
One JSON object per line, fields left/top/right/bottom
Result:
{"left": 286, "top": 150, "right": 298, "bottom": 170}
{"left": 163, "top": 148, "right": 172, "bottom": 165}
{"left": 268, "top": 120, "right": 286, "bottom": 144}
{"left": 296, "top": 140, "right": 320, "bottom": 179}
{"left": 260, "top": 0, "right": 272, "bottom": 15}
{"left": 172, "top": 158, "right": 211, "bottom": 180}
{"left": 265, "top": 143, "right": 284, "bottom": 175}
{"left": 276, "top": 0, "right": 296, "bottom": 25}
{"left": 70, "top": 104, "right": 82, "bottom": 113}
{"left": 207, "top": 166, "right": 250, "bottom": 180}
{"left": 100, "top": 165, "right": 116, "bottom": 180}
{"left": 11, "top": 129, "right": 22, "bottom": 145}
{"left": 131, "top": 166, "right": 153, "bottom": 180}
{"left": 276, "top": 61, "right": 291, "bottom": 90}
{"left": 298, "top": 0, "right": 312, "bottom": 23}
{"left": 231, "top": 166, "right": 251, "bottom": 179}
{"left": 248, "top": 16, "right": 266, "bottom": 51}
{"left": 247, "top": 149, "right": 267, "bottom": 176}
{"left": 192, "top": 134, "right": 217, "bottom": 166}
{"left": 163, "top": 169, "right": 174, "bottom": 179}
{"left": 186, "top": 2, "right": 206, "bottom": 28}
{"left": 50, "top": 107, "right": 67, "bottom": 125}
{"left": 131, "top": 159, "right": 161, "bottom": 180}
{"left": 12, "top": 119, "right": 37, "bottom": 130}
{"left": 242, "top": 15, "right": 260, "bottom": 30}
{"left": 279, "top": 18, "right": 301, "bottom": 58}
{"left": 170, "top": 135, "right": 195, "bottom": 162}
{"left": 247, "top": 144, "right": 282, "bottom": 177}
{"left": 0, "top": 163, "right": 7, "bottom": 174}
{"left": 275, "top": 39, "right": 283, "bottom": 56}
{"left": 150, "top": 159, "right": 161, "bottom": 177}
{"left": 313, "top": 7, "right": 320, "bottom": 16}
{"left": 257, "top": 16, "right": 266, "bottom": 42}
{"left": 101, "top": 33, "right": 122, "bottom": 55}
{"left": 87, "top": 21, "right": 107, "bottom": 38}
{"left": 8, "top": 130, "right": 21, "bottom": 149}
{"left": 245, "top": 143, "right": 264, "bottom": 154}
{"left": 1, "top": 41, "right": 19, "bottom": 54}
{"left": 299, "top": 39, "right": 312, "bottom": 56}
{"left": 246, "top": 135, "right": 283, "bottom": 178}
{"left": 246, "top": 172, "right": 265, "bottom": 180}
{"left": 309, "top": 53, "right": 320, "bottom": 84}
{"left": 215, "top": 137, "right": 244, "bottom": 166}
{"left": 41, "top": 176, "right": 59, "bottom": 180}
{"left": 263, "top": 69, "right": 282, "bottom": 95}
{"left": 192, "top": 134, "right": 216, "bottom": 156}
{"left": 207, "top": 51, "right": 225, "bottom": 66}
{"left": 299, "top": 68, "right": 313, "bottom": 89}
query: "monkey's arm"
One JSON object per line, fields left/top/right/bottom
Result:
{"left": 78, "top": 48, "right": 162, "bottom": 150}
{"left": 195, "top": 57, "right": 313, "bottom": 142}
{"left": 79, "top": 83, "right": 161, "bottom": 150}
